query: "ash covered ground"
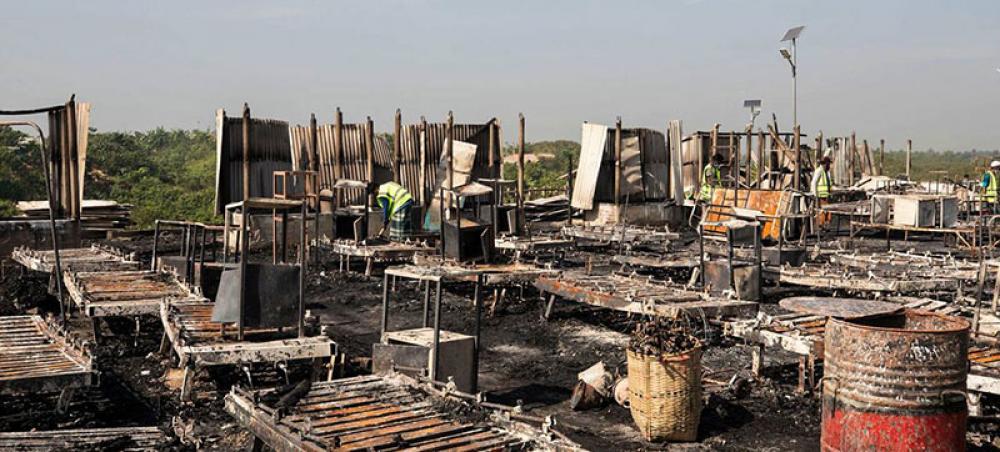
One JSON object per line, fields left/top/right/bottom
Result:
{"left": 1, "top": 233, "right": 998, "bottom": 451}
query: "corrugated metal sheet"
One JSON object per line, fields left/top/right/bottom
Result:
{"left": 289, "top": 122, "right": 391, "bottom": 205}
{"left": 570, "top": 123, "right": 608, "bottom": 210}
{"left": 573, "top": 125, "right": 669, "bottom": 209}
{"left": 46, "top": 101, "right": 89, "bottom": 219}
{"left": 214, "top": 109, "right": 293, "bottom": 214}
{"left": 398, "top": 121, "right": 499, "bottom": 205}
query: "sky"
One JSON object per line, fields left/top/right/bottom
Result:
{"left": 2, "top": 0, "right": 998, "bottom": 151}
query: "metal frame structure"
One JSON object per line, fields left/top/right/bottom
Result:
{"left": 534, "top": 271, "right": 758, "bottom": 320}
{"left": 380, "top": 266, "right": 484, "bottom": 386}
{"left": 223, "top": 197, "right": 307, "bottom": 340}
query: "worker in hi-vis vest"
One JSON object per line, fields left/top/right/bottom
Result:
{"left": 699, "top": 153, "right": 725, "bottom": 202}
{"left": 981, "top": 160, "right": 1000, "bottom": 213}
{"left": 376, "top": 181, "right": 414, "bottom": 241}
{"left": 811, "top": 156, "right": 833, "bottom": 204}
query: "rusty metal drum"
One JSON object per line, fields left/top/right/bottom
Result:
{"left": 821, "top": 310, "right": 969, "bottom": 452}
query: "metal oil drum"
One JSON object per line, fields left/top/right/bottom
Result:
{"left": 821, "top": 310, "right": 969, "bottom": 451}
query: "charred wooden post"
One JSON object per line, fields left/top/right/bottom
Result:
{"left": 517, "top": 113, "right": 526, "bottom": 236}
{"left": 334, "top": 108, "right": 344, "bottom": 206}
{"left": 66, "top": 97, "right": 80, "bottom": 221}
{"left": 308, "top": 113, "right": 319, "bottom": 208}
{"left": 743, "top": 124, "right": 752, "bottom": 190}
{"left": 365, "top": 116, "right": 375, "bottom": 215}
{"left": 793, "top": 125, "right": 801, "bottom": 191}
{"left": 729, "top": 132, "right": 740, "bottom": 201}
{"left": 489, "top": 121, "right": 498, "bottom": 234}
{"left": 732, "top": 130, "right": 740, "bottom": 202}
{"left": 906, "top": 139, "right": 913, "bottom": 179}
{"left": 879, "top": 138, "right": 885, "bottom": 176}
{"left": 815, "top": 131, "right": 823, "bottom": 170}
{"left": 615, "top": 117, "right": 623, "bottom": 221}
{"left": 447, "top": 112, "right": 454, "bottom": 191}
{"left": 298, "top": 199, "right": 307, "bottom": 337}
{"left": 757, "top": 130, "right": 765, "bottom": 187}
{"left": 393, "top": 109, "right": 402, "bottom": 182}
{"left": 849, "top": 131, "right": 857, "bottom": 186}
{"left": 420, "top": 116, "right": 429, "bottom": 205}
{"left": 241, "top": 104, "right": 251, "bottom": 202}
{"left": 566, "top": 156, "right": 574, "bottom": 225}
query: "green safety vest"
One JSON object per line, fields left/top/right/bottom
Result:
{"left": 986, "top": 171, "right": 998, "bottom": 203}
{"left": 700, "top": 164, "right": 721, "bottom": 202}
{"left": 376, "top": 182, "right": 413, "bottom": 216}
{"left": 816, "top": 168, "right": 831, "bottom": 199}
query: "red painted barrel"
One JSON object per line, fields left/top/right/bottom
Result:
{"left": 821, "top": 310, "right": 969, "bottom": 452}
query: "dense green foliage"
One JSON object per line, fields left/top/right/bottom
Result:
{"left": 0, "top": 125, "right": 994, "bottom": 228}
{"left": 501, "top": 140, "right": 580, "bottom": 191}
{"left": 0, "top": 126, "right": 216, "bottom": 228}
{"left": 882, "top": 149, "right": 996, "bottom": 182}
{"left": 86, "top": 129, "right": 217, "bottom": 227}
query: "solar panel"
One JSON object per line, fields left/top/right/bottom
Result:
{"left": 744, "top": 99, "right": 762, "bottom": 109}
{"left": 781, "top": 25, "right": 805, "bottom": 42}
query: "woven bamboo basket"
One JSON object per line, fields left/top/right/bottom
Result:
{"left": 626, "top": 343, "right": 703, "bottom": 442}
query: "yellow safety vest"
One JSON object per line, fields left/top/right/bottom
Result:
{"left": 700, "top": 164, "right": 721, "bottom": 202}
{"left": 376, "top": 182, "right": 413, "bottom": 215}
{"left": 816, "top": 168, "right": 831, "bottom": 199}
{"left": 985, "top": 171, "right": 998, "bottom": 203}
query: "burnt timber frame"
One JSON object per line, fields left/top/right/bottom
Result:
{"left": 159, "top": 300, "right": 335, "bottom": 368}
{"left": 534, "top": 271, "right": 758, "bottom": 320}
{"left": 11, "top": 245, "right": 138, "bottom": 274}
{"left": 62, "top": 270, "right": 199, "bottom": 318}
{"left": 562, "top": 224, "right": 680, "bottom": 247}
{"left": 0, "top": 315, "right": 95, "bottom": 395}
{"left": 224, "top": 375, "right": 572, "bottom": 452}
{"left": 0, "top": 427, "right": 167, "bottom": 451}
{"left": 159, "top": 299, "right": 337, "bottom": 401}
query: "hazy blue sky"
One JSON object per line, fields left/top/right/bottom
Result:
{"left": 2, "top": 1, "right": 998, "bottom": 150}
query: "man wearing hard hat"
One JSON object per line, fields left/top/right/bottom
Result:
{"left": 982, "top": 161, "right": 1000, "bottom": 214}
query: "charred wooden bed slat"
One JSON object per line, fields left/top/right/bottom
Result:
{"left": 12, "top": 245, "right": 139, "bottom": 273}
{"left": 224, "top": 375, "right": 576, "bottom": 452}
{"left": 0, "top": 426, "right": 167, "bottom": 451}
{"left": 0, "top": 315, "right": 95, "bottom": 395}
{"left": 63, "top": 270, "right": 198, "bottom": 317}
{"left": 160, "top": 300, "right": 336, "bottom": 367}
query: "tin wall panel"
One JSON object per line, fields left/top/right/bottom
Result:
{"left": 399, "top": 121, "right": 498, "bottom": 206}
{"left": 289, "top": 123, "right": 392, "bottom": 205}
{"left": 214, "top": 111, "right": 293, "bottom": 214}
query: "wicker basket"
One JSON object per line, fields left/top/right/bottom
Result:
{"left": 626, "top": 343, "right": 703, "bottom": 442}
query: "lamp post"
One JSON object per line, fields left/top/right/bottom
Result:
{"left": 780, "top": 26, "right": 805, "bottom": 129}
